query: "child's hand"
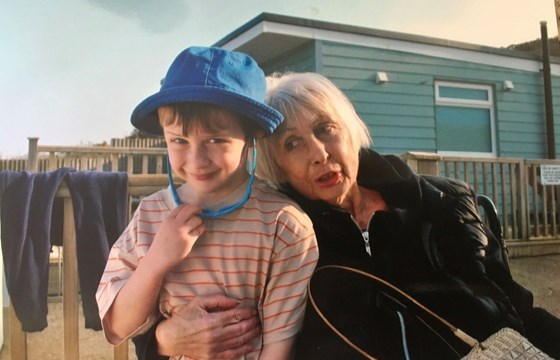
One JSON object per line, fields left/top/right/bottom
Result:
{"left": 149, "top": 204, "right": 206, "bottom": 271}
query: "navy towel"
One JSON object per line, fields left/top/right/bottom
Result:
{"left": 65, "top": 171, "right": 128, "bottom": 330}
{"left": 0, "top": 168, "right": 74, "bottom": 332}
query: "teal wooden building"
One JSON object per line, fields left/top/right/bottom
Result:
{"left": 214, "top": 13, "right": 560, "bottom": 160}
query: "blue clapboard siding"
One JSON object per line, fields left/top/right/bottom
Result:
{"left": 251, "top": 36, "right": 560, "bottom": 159}
{"left": 311, "top": 41, "right": 560, "bottom": 158}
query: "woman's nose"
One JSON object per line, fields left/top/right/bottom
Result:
{"left": 308, "top": 136, "right": 329, "bottom": 164}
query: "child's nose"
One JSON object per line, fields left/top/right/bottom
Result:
{"left": 188, "top": 145, "right": 210, "bottom": 167}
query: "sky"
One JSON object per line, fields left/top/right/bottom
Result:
{"left": 0, "top": 0, "right": 557, "bottom": 158}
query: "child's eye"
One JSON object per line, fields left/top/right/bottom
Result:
{"left": 208, "top": 138, "right": 227, "bottom": 144}
{"left": 171, "top": 138, "right": 187, "bottom": 144}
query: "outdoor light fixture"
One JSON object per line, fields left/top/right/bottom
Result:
{"left": 376, "top": 71, "right": 388, "bottom": 84}
{"left": 503, "top": 80, "right": 514, "bottom": 91}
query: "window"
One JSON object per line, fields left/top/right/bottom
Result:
{"left": 435, "top": 81, "right": 496, "bottom": 157}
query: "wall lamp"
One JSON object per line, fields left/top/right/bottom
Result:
{"left": 376, "top": 71, "right": 389, "bottom": 84}
{"left": 503, "top": 80, "right": 514, "bottom": 91}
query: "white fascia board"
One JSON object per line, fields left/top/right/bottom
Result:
{"left": 221, "top": 21, "right": 560, "bottom": 76}
{"left": 219, "top": 22, "right": 266, "bottom": 51}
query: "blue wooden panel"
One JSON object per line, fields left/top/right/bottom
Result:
{"left": 367, "top": 114, "right": 435, "bottom": 128}
{"left": 257, "top": 38, "right": 560, "bottom": 158}
{"left": 356, "top": 102, "right": 434, "bottom": 117}
{"left": 314, "top": 41, "right": 559, "bottom": 158}
{"left": 500, "top": 132, "right": 545, "bottom": 142}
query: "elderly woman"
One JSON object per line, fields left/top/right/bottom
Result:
{"left": 135, "top": 72, "right": 560, "bottom": 359}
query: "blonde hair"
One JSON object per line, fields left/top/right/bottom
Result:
{"left": 256, "top": 72, "right": 372, "bottom": 189}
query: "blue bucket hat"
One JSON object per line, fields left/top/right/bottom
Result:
{"left": 131, "top": 46, "right": 283, "bottom": 135}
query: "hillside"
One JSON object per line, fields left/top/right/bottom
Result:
{"left": 508, "top": 37, "right": 560, "bottom": 57}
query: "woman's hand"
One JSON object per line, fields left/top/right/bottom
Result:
{"left": 156, "top": 294, "right": 261, "bottom": 359}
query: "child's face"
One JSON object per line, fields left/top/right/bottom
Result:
{"left": 162, "top": 110, "right": 249, "bottom": 199}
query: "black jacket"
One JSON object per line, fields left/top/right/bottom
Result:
{"left": 290, "top": 149, "right": 531, "bottom": 359}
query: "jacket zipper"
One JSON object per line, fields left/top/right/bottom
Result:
{"left": 362, "top": 230, "right": 371, "bottom": 256}
{"left": 350, "top": 215, "right": 373, "bottom": 256}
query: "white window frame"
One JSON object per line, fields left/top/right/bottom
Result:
{"left": 435, "top": 81, "right": 497, "bottom": 158}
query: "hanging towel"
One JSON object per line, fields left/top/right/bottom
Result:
{"left": 65, "top": 171, "right": 128, "bottom": 330}
{"left": 0, "top": 168, "right": 74, "bottom": 332}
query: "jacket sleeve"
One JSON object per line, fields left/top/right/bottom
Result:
{"left": 421, "top": 176, "right": 540, "bottom": 326}
{"left": 420, "top": 176, "right": 488, "bottom": 279}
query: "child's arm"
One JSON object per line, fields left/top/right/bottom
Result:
{"left": 103, "top": 204, "right": 205, "bottom": 343}
{"left": 259, "top": 337, "right": 296, "bottom": 360}
{"left": 257, "top": 208, "right": 319, "bottom": 359}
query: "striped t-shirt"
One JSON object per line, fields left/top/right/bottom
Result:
{"left": 96, "top": 178, "right": 318, "bottom": 359}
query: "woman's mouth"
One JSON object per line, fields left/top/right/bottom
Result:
{"left": 316, "top": 171, "right": 342, "bottom": 187}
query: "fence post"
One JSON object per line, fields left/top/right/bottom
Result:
{"left": 519, "top": 160, "right": 529, "bottom": 240}
{"left": 401, "top": 152, "right": 441, "bottom": 176}
{"left": 8, "top": 304, "right": 27, "bottom": 359}
{"left": 27, "top": 137, "right": 39, "bottom": 172}
{"left": 63, "top": 197, "right": 80, "bottom": 358}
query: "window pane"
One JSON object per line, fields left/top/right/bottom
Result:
{"left": 439, "top": 86, "right": 489, "bottom": 101}
{"left": 436, "top": 106, "right": 492, "bottom": 152}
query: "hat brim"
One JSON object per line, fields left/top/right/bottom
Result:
{"left": 131, "top": 86, "right": 283, "bottom": 136}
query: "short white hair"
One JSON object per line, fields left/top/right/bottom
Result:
{"left": 256, "top": 72, "right": 372, "bottom": 189}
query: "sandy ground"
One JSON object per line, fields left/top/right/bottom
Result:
{"left": 508, "top": 254, "right": 560, "bottom": 317}
{"left": 0, "top": 254, "right": 558, "bottom": 359}
{"left": 0, "top": 299, "right": 136, "bottom": 360}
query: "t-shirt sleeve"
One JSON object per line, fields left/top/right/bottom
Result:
{"left": 261, "top": 208, "right": 319, "bottom": 346}
{"left": 95, "top": 210, "right": 160, "bottom": 344}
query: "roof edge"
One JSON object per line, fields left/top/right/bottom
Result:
{"left": 214, "top": 12, "right": 557, "bottom": 63}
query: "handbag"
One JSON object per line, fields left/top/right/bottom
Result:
{"left": 309, "top": 265, "right": 553, "bottom": 360}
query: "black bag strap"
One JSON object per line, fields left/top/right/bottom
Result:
{"left": 308, "top": 265, "right": 479, "bottom": 359}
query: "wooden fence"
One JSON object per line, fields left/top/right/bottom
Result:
{"left": 8, "top": 175, "right": 170, "bottom": 360}
{"left": 0, "top": 138, "right": 166, "bottom": 173}
{"left": 4, "top": 141, "right": 560, "bottom": 246}
{"left": 403, "top": 152, "right": 560, "bottom": 256}
{"left": 110, "top": 137, "right": 165, "bottom": 148}
{"left": 3, "top": 139, "right": 560, "bottom": 247}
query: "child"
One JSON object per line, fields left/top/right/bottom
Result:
{"left": 96, "top": 46, "right": 318, "bottom": 360}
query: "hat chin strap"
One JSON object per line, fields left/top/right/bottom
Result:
{"left": 166, "top": 138, "right": 257, "bottom": 218}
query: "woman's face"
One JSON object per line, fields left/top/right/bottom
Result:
{"left": 270, "top": 112, "right": 359, "bottom": 207}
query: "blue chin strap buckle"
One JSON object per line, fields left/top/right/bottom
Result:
{"left": 166, "top": 138, "right": 257, "bottom": 218}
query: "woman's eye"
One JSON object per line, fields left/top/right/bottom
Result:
{"left": 284, "top": 138, "right": 300, "bottom": 151}
{"left": 315, "top": 124, "right": 335, "bottom": 136}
